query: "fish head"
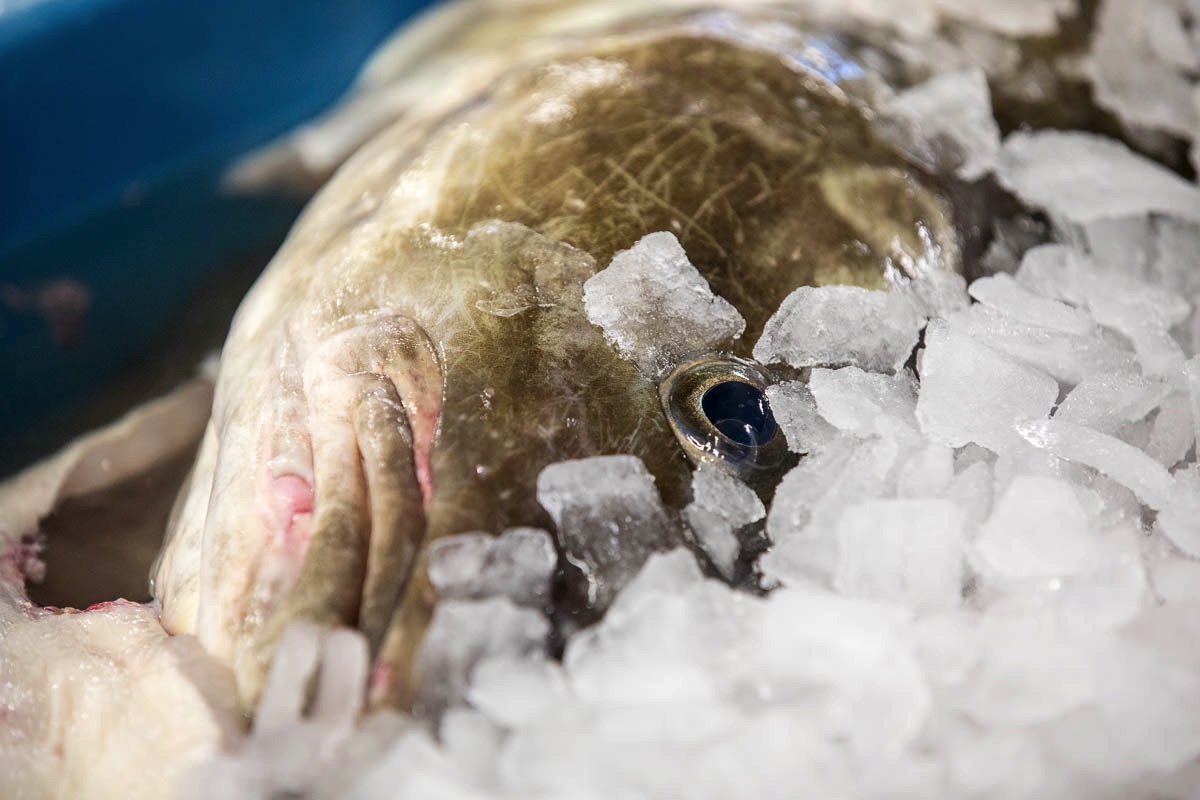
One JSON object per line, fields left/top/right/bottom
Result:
{"left": 152, "top": 8, "right": 965, "bottom": 713}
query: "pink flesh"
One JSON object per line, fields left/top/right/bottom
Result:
{"left": 411, "top": 404, "right": 438, "bottom": 511}
{"left": 264, "top": 471, "right": 315, "bottom": 567}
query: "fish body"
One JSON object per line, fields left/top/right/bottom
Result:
{"left": 152, "top": 2, "right": 963, "bottom": 711}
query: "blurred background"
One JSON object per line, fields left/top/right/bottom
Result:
{"left": 0, "top": 0, "right": 436, "bottom": 476}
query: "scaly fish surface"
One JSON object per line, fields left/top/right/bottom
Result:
{"left": 151, "top": 2, "right": 965, "bottom": 713}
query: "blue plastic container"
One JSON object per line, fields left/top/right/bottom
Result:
{"left": 0, "top": 0, "right": 436, "bottom": 474}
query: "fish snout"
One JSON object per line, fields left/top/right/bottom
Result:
{"left": 156, "top": 312, "right": 442, "bottom": 712}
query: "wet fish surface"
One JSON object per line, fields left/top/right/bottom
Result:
{"left": 149, "top": 3, "right": 969, "bottom": 714}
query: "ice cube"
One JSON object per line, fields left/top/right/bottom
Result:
{"left": 1047, "top": 639, "right": 1200, "bottom": 776}
{"left": 1016, "top": 418, "right": 1174, "bottom": 509}
{"left": 563, "top": 552, "right": 734, "bottom": 707}
{"left": 1184, "top": 357, "right": 1200, "bottom": 452}
{"left": 996, "top": 130, "right": 1200, "bottom": 224}
{"left": 915, "top": 320, "right": 1059, "bottom": 454}
{"left": 971, "top": 475, "right": 1098, "bottom": 580}
{"left": 1076, "top": 215, "right": 1157, "bottom": 281}
{"left": 1143, "top": 391, "right": 1194, "bottom": 468}
{"left": 606, "top": 548, "right": 708, "bottom": 618}
{"left": 912, "top": 611, "right": 979, "bottom": 687}
{"left": 1015, "top": 243, "right": 1085, "bottom": 304}
{"left": 1146, "top": 547, "right": 1200, "bottom": 604}
{"left": 945, "top": 302, "right": 1136, "bottom": 386}
{"left": 582, "top": 231, "right": 744, "bottom": 377}
{"left": 967, "top": 272, "right": 1094, "bottom": 335}
{"left": 759, "top": 436, "right": 899, "bottom": 586}
{"left": 1048, "top": 524, "right": 1148, "bottom": 634}
{"left": 1146, "top": 0, "right": 1200, "bottom": 71}
{"left": 683, "top": 463, "right": 765, "bottom": 580}
{"left": 808, "top": 366, "right": 919, "bottom": 440}
{"left": 955, "top": 615, "right": 1096, "bottom": 726}
{"left": 1076, "top": 269, "right": 1189, "bottom": 376}
{"left": 1088, "top": 0, "right": 1198, "bottom": 139}
{"left": 946, "top": 729, "right": 1046, "bottom": 798}
{"left": 899, "top": 266, "right": 971, "bottom": 320}
{"left": 881, "top": 67, "right": 1001, "bottom": 180}
{"left": 1152, "top": 217, "right": 1200, "bottom": 298}
{"left": 896, "top": 442, "right": 956, "bottom": 498}
{"left": 438, "top": 709, "right": 501, "bottom": 786}
{"left": 1156, "top": 464, "right": 1200, "bottom": 557}
{"left": 933, "top": 0, "right": 1075, "bottom": 36}
{"left": 1054, "top": 372, "right": 1169, "bottom": 435}
{"left": 427, "top": 527, "right": 556, "bottom": 607}
{"left": 466, "top": 656, "right": 568, "bottom": 729}
{"left": 752, "top": 285, "right": 924, "bottom": 374}
{"left": 941, "top": 458, "right": 995, "bottom": 534}
{"left": 764, "top": 380, "right": 838, "bottom": 454}
{"left": 755, "top": 587, "right": 929, "bottom": 755}
{"left": 833, "top": 498, "right": 966, "bottom": 612}
{"left": 537, "top": 455, "right": 682, "bottom": 610}
{"left": 415, "top": 597, "right": 549, "bottom": 714}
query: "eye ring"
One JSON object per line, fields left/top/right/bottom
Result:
{"left": 659, "top": 353, "right": 791, "bottom": 490}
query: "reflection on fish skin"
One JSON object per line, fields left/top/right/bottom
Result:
{"left": 154, "top": 4, "right": 965, "bottom": 714}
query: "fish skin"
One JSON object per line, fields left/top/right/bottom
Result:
{"left": 153, "top": 7, "right": 963, "bottom": 712}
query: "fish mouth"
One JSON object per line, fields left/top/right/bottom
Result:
{"left": 162, "top": 312, "right": 445, "bottom": 713}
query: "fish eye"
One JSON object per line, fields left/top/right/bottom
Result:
{"left": 659, "top": 354, "right": 791, "bottom": 490}
{"left": 701, "top": 380, "right": 778, "bottom": 447}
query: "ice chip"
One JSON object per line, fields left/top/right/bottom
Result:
{"left": 833, "top": 498, "right": 965, "bottom": 612}
{"left": 915, "top": 320, "right": 1059, "bottom": 454}
{"left": 427, "top": 527, "right": 556, "bottom": 607}
{"left": 1088, "top": 0, "right": 1198, "bottom": 139}
{"left": 896, "top": 442, "right": 955, "bottom": 498}
{"left": 760, "top": 436, "right": 899, "bottom": 586}
{"left": 809, "top": 366, "right": 919, "bottom": 439}
{"left": 1147, "top": 0, "right": 1200, "bottom": 72}
{"left": 946, "top": 729, "right": 1045, "bottom": 798}
{"left": 1015, "top": 417, "right": 1176, "bottom": 510}
{"left": 933, "top": 0, "right": 1076, "bottom": 36}
{"left": 582, "top": 231, "right": 744, "bottom": 377}
{"left": 607, "top": 548, "right": 708, "bottom": 614}
{"left": 1054, "top": 372, "right": 1170, "bottom": 435}
{"left": 1143, "top": 391, "right": 1194, "bottom": 468}
{"left": 1076, "top": 269, "right": 1189, "bottom": 376}
{"left": 1156, "top": 464, "right": 1200, "bottom": 558}
{"left": 537, "top": 455, "right": 683, "bottom": 610}
{"left": 1184, "top": 357, "right": 1200, "bottom": 453}
{"left": 941, "top": 458, "right": 994, "bottom": 534}
{"left": 967, "top": 272, "right": 1094, "bottom": 335}
{"left": 881, "top": 67, "right": 1001, "bottom": 180}
{"left": 1015, "top": 243, "right": 1084, "bottom": 304}
{"left": 996, "top": 130, "right": 1200, "bottom": 224}
{"left": 466, "top": 656, "right": 568, "bottom": 729}
{"left": 945, "top": 302, "right": 1134, "bottom": 387}
{"left": 956, "top": 617, "right": 1096, "bottom": 726}
{"left": 753, "top": 285, "right": 923, "bottom": 374}
{"left": 899, "top": 266, "right": 971, "bottom": 320}
{"left": 764, "top": 380, "right": 837, "bottom": 454}
{"left": 1077, "top": 215, "right": 1157, "bottom": 280}
{"left": 1152, "top": 217, "right": 1200, "bottom": 298}
{"left": 972, "top": 475, "right": 1098, "bottom": 580}
{"left": 415, "top": 597, "right": 549, "bottom": 714}
{"left": 1048, "top": 639, "right": 1200, "bottom": 775}
{"left": 682, "top": 505, "right": 740, "bottom": 582}
{"left": 684, "top": 463, "right": 765, "bottom": 580}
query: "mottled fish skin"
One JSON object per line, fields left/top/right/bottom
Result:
{"left": 153, "top": 7, "right": 962, "bottom": 712}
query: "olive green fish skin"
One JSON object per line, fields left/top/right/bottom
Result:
{"left": 153, "top": 12, "right": 961, "bottom": 711}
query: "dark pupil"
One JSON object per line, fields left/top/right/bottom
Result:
{"left": 700, "top": 381, "right": 778, "bottom": 447}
